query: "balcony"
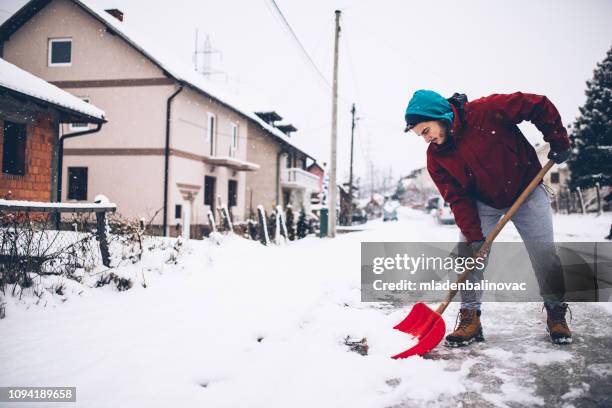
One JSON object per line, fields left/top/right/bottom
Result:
{"left": 281, "top": 168, "right": 320, "bottom": 191}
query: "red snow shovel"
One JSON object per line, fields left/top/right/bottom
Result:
{"left": 391, "top": 160, "right": 555, "bottom": 359}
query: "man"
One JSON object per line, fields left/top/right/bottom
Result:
{"left": 404, "top": 90, "right": 572, "bottom": 346}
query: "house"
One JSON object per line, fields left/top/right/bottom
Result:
{"left": 535, "top": 143, "right": 571, "bottom": 195}
{"left": 0, "top": 0, "right": 317, "bottom": 237}
{"left": 307, "top": 162, "right": 325, "bottom": 193}
{"left": 0, "top": 57, "right": 105, "bottom": 202}
{"left": 534, "top": 143, "right": 610, "bottom": 212}
{"left": 245, "top": 111, "right": 319, "bottom": 217}
{"left": 395, "top": 166, "right": 437, "bottom": 207}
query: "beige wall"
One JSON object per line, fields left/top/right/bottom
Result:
{"left": 169, "top": 156, "right": 246, "bottom": 227}
{"left": 245, "top": 124, "right": 281, "bottom": 215}
{"left": 62, "top": 154, "right": 164, "bottom": 220}
{"left": 2, "top": 0, "right": 162, "bottom": 81}
{"left": 172, "top": 88, "right": 248, "bottom": 160}
{"left": 59, "top": 84, "right": 173, "bottom": 149}
{"left": 168, "top": 87, "right": 250, "bottom": 226}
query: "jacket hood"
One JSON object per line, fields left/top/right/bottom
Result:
{"left": 428, "top": 92, "right": 468, "bottom": 154}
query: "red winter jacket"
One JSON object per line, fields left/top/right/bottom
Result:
{"left": 427, "top": 92, "right": 570, "bottom": 242}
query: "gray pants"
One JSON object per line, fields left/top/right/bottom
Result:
{"left": 459, "top": 185, "right": 566, "bottom": 310}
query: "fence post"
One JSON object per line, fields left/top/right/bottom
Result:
{"left": 207, "top": 211, "right": 217, "bottom": 234}
{"left": 257, "top": 205, "right": 269, "bottom": 246}
{"left": 276, "top": 205, "right": 288, "bottom": 243}
{"left": 596, "top": 182, "right": 602, "bottom": 215}
{"left": 577, "top": 187, "right": 586, "bottom": 214}
{"left": 96, "top": 210, "right": 111, "bottom": 267}
{"left": 221, "top": 207, "right": 233, "bottom": 233}
{"left": 182, "top": 201, "right": 191, "bottom": 241}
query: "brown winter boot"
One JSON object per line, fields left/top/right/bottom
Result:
{"left": 445, "top": 309, "right": 485, "bottom": 347}
{"left": 545, "top": 303, "right": 572, "bottom": 344}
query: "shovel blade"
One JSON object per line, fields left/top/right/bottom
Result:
{"left": 391, "top": 302, "right": 446, "bottom": 359}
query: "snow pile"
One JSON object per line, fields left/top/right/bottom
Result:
{"left": 0, "top": 232, "right": 465, "bottom": 407}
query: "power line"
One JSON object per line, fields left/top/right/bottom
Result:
{"left": 265, "top": 0, "right": 331, "bottom": 88}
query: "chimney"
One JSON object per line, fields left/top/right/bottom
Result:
{"left": 105, "top": 8, "right": 124, "bottom": 22}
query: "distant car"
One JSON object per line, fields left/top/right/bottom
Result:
{"left": 425, "top": 197, "right": 441, "bottom": 212}
{"left": 352, "top": 209, "right": 368, "bottom": 224}
{"left": 433, "top": 199, "right": 455, "bottom": 224}
{"left": 383, "top": 200, "right": 400, "bottom": 221}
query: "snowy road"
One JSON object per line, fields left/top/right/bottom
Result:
{"left": 1, "top": 207, "right": 611, "bottom": 407}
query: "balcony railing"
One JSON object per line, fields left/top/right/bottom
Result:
{"left": 281, "top": 168, "right": 320, "bottom": 191}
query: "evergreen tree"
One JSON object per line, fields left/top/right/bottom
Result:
{"left": 247, "top": 219, "right": 258, "bottom": 241}
{"left": 267, "top": 210, "right": 277, "bottom": 242}
{"left": 285, "top": 205, "right": 296, "bottom": 241}
{"left": 568, "top": 46, "right": 612, "bottom": 189}
{"left": 297, "top": 209, "right": 307, "bottom": 239}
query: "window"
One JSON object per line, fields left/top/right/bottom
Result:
{"left": 204, "top": 176, "right": 216, "bottom": 206}
{"left": 70, "top": 97, "right": 90, "bottom": 130}
{"left": 48, "top": 38, "right": 72, "bottom": 66}
{"left": 228, "top": 180, "right": 237, "bottom": 207}
{"left": 230, "top": 123, "right": 238, "bottom": 156}
{"left": 207, "top": 114, "right": 216, "bottom": 156}
{"left": 175, "top": 204, "right": 182, "bottom": 219}
{"left": 550, "top": 172, "right": 559, "bottom": 184}
{"left": 68, "top": 167, "right": 87, "bottom": 200}
{"left": 2, "top": 121, "right": 27, "bottom": 175}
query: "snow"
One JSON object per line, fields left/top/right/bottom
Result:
{"left": 522, "top": 348, "right": 573, "bottom": 366}
{"left": 0, "top": 198, "right": 116, "bottom": 210}
{"left": 69, "top": 0, "right": 315, "bottom": 160}
{"left": 206, "top": 155, "right": 260, "bottom": 171}
{"left": 1, "top": 208, "right": 611, "bottom": 407}
{"left": 0, "top": 58, "right": 105, "bottom": 120}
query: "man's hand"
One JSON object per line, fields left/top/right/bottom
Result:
{"left": 547, "top": 148, "right": 571, "bottom": 164}
{"left": 453, "top": 240, "right": 489, "bottom": 260}
{"left": 470, "top": 240, "right": 489, "bottom": 259}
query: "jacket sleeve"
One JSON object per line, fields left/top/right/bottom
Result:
{"left": 482, "top": 92, "right": 570, "bottom": 152}
{"left": 427, "top": 156, "right": 484, "bottom": 242}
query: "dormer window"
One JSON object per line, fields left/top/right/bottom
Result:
{"left": 48, "top": 38, "right": 72, "bottom": 66}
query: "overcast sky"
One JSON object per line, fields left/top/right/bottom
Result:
{"left": 2, "top": 0, "right": 611, "bottom": 188}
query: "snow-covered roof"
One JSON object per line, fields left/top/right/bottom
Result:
{"left": 81, "top": 0, "right": 317, "bottom": 159}
{"left": 0, "top": 57, "right": 105, "bottom": 122}
{"left": 1, "top": 0, "right": 315, "bottom": 159}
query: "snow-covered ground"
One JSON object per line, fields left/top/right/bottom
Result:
{"left": 1, "top": 208, "right": 611, "bottom": 407}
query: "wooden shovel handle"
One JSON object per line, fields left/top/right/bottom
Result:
{"left": 435, "top": 160, "right": 555, "bottom": 315}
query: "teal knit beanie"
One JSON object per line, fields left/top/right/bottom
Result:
{"left": 404, "top": 90, "right": 454, "bottom": 132}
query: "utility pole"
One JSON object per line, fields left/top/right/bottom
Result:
{"left": 348, "top": 103, "right": 356, "bottom": 226}
{"left": 370, "top": 161, "right": 374, "bottom": 198}
{"left": 328, "top": 10, "right": 341, "bottom": 237}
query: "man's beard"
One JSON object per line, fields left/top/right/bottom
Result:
{"left": 438, "top": 121, "right": 450, "bottom": 145}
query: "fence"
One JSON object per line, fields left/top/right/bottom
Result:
{"left": 552, "top": 184, "right": 609, "bottom": 214}
{"left": 0, "top": 199, "right": 116, "bottom": 289}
